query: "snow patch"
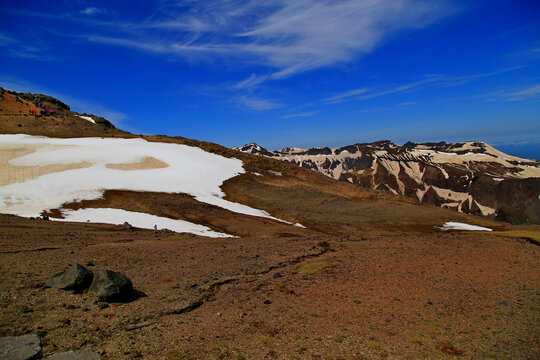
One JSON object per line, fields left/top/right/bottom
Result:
{"left": 77, "top": 115, "right": 96, "bottom": 124}
{"left": 439, "top": 222, "right": 492, "bottom": 231}
{"left": 57, "top": 208, "right": 233, "bottom": 237}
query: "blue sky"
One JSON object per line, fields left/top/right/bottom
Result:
{"left": 1, "top": 1, "right": 539, "bottom": 158}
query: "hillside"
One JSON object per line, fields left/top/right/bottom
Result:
{"left": 234, "top": 141, "right": 540, "bottom": 224}
{"left": 1, "top": 90, "right": 539, "bottom": 359}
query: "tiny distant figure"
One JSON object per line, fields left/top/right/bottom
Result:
{"left": 154, "top": 224, "right": 158, "bottom": 231}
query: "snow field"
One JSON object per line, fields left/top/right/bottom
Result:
{"left": 0, "top": 134, "right": 297, "bottom": 236}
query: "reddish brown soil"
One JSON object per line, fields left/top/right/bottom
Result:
{"left": 0, "top": 214, "right": 538, "bottom": 359}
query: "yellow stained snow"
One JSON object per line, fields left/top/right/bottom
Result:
{"left": 105, "top": 157, "right": 169, "bottom": 170}
{"left": 0, "top": 145, "right": 92, "bottom": 186}
{"left": 0, "top": 144, "right": 169, "bottom": 186}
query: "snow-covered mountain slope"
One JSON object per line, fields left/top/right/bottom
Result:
{"left": 0, "top": 135, "right": 300, "bottom": 237}
{"left": 233, "top": 141, "right": 540, "bottom": 224}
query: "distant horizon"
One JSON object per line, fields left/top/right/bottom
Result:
{"left": 233, "top": 136, "right": 540, "bottom": 161}
{"left": 1, "top": 1, "right": 539, "bottom": 159}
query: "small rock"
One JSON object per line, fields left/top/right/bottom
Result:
{"left": 46, "top": 264, "right": 93, "bottom": 292}
{"left": 122, "top": 222, "right": 133, "bottom": 230}
{"left": 89, "top": 270, "right": 134, "bottom": 302}
{"left": 216, "top": 312, "right": 222, "bottom": 317}
{"left": 501, "top": 300, "right": 512, "bottom": 306}
{"left": 86, "top": 261, "right": 95, "bottom": 267}
{"left": 0, "top": 334, "right": 42, "bottom": 360}
{"left": 98, "top": 303, "right": 109, "bottom": 309}
{"left": 81, "top": 306, "right": 90, "bottom": 312}
{"left": 263, "top": 299, "right": 272, "bottom": 305}
{"left": 427, "top": 301, "right": 433, "bottom": 306}
{"left": 273, "top": 272, "right": 282, "bottom": 278}
{"left": 64, "top": 305, "right": 77, "bottom": 310}
{"left": 43, "top": 349, "right": 101, "bottom": 359}
{"left": 41, "top": 216, "right": 49, "bottom": 221}
{"left": 353, "top": 300, "right": 361, "bottom": 305}
{"left": 21, "top": 305, "right": 32, "bottom": 313}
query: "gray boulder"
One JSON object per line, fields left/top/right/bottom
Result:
{"left": 89, "top": 270, "right": 133, "bottom": 302}
{"left": 43, "top": 349, "right": 100, "bottom": 360}
{"left": 0, "top": 334, "right": 42, "bottom": 360}
{"left": 46, "top": 264, "right": 93, "bottom": 292}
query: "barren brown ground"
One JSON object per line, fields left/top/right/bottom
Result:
{"left": 0, "top": 214, "right": 538, "bottom": 359}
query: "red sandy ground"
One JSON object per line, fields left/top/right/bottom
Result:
{"left": 0, "top": 214, "right": 538, "bottom": 359}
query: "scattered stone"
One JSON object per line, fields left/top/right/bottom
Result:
{"left": 43, "top": 349, "right": 101, "bottom": 359}
{"left": 427, "top": 301, "right": 434, "bottom": 306}
{"left": 216, "top": 312, "right": 222, "bottom": 317}
{"left": 122, "top": 222, "right": 133, "bottom": 230}
{"left": 89, "top": 270, "right": 133, "bottom": 302}
{"left": 501, "top": 300, "right": 512, "bottom": 306}
{"left": 98, "top": 303, "right": 109, "bottom": 309}
{"left": 263, "top": 299, "right": 272, "bottom": 305}
{"left": 64, "top": 304, "right": 77, "bottom": 310}
{"left": 46, "top": 264, "right": 94, "bottom": 292}
{"left": 273, "top": 272, "right": 282, "bottom": 278}
{"left": 0, "top": 334, "right": 42, "bottom": 360}
{"left": 21, "top": 305, "right": 32, "bottom": 313}
{"left": 353, "top": 300, "right": 361, "bottom": 305}
{"left": 41, "top": 216, "right": 49, "bottom": 221}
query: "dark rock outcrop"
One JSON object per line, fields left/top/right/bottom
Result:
{"left": 46, "top": 264, "right": 93, "bottom": 292}
{"left": 89, "top": 270, "right": 133, "bottom": 302}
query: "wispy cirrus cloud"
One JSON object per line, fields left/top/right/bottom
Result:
{"left": 81, "top": 7, "right": 105, "bottom": 16}
{"left": 323, "top": 66, "right": 525, "bottom": 104}
{"left": 485, "top": 83, "right": 540, "bottom": 102}
{"left": 236, "top": 95, "right": 283, "bottom": 111}
{"left": 0, "top": 32, "right": 53, "bottom": 60}
{"left": 63, "top": 0, "right": 456, "bottom": 82}
{"left": 324, "top": 77, "right": 439, "bottom": 104}
{"left": 280, "top": 111, "right": 319, "bottom": 119}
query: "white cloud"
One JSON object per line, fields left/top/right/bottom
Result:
{"left": 494, "top": 83, "right": 540, "bottom": 101}
{"left": 236, "top": 95, "right": 282, "bottom": 111}
{"left": 80, "top": 0, "right": 455, "bottom": 80}
{"left": 280, "top": 111, "right": 318, "bottom": 119}
{"left": 324, "top": 77, "right": 439, "bottom": 104}
{"left": 81, "top": 7, "right": 105, "bottom": 15}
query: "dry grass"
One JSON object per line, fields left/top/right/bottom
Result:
{"left": 296, "top": 259, "right": 341, "bottom": 276}
{"left": 492, "top": 230, "right": 540, "bottom": 245}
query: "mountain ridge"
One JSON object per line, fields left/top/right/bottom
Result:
{"left": 233, "top": 141, "right": 540, "bottom": 224}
